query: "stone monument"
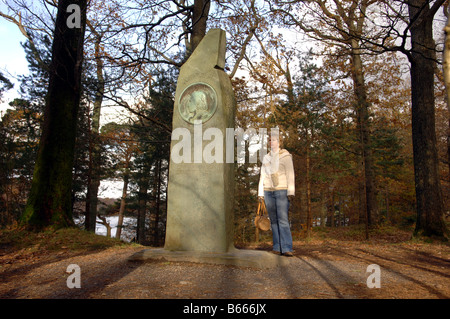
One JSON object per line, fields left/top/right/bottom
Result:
{"left": 129, "top": 29, "right": 289, "bottom": 268}
{"left": 164, "top": 28, "right": 235, "bottom": 253}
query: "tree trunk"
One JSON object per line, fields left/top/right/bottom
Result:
{"left": 285, "top": 63, "right": 295, "bottom": 108}
{"left": 350, "top": 40, "right": 378, "bottom": 226}
{"left": 85, "top": 30, "right": 105, "bottom": 232}
{"left": 152, "top": 159, "right": 163, "bottom": 246}
{"left": 136, "top": 169, "right": 149, "bottom": 244}
{"left": 22, "top": 0, "right": 87, "bottom": 229}
{"left": 98, "top": 215, "right": 111, "bottom": 237}
{"left": 326, "top": 187, "right": 334, "bottom": 227}
{"left": 385, "top": 184, "right": 390, "bottom": 223}
{"left": 408, "top": 0, "right": 447, "bottom": 238}
{"left": 188, "top": 0, "right": 210, "bottom": 55}
{"left": 116, "top": 168, "right": 129, "bottom": 240}
{"left": 305, "top": 133, "right": 312, "bottom": 238}
{"left": 358, "top": 177, "right": 365, "bottom": 225}
{"left": 443, "top": 5, "right": 450, "bottom": 184}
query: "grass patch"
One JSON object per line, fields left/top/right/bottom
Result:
{"left": 291, "top": 224, "right": 415, "bottom": 243}
{"left": 0, "top": 226, "right": 138, "bottom": 254}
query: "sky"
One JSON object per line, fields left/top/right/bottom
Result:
{"left": 0, "top": 12, "right": 29, "bottom": 113}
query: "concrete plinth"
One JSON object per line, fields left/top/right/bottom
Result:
{"left": 128, "top": 248, "right": 291, "bottom": 269}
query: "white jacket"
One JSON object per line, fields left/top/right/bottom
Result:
{"left": 258, "top": 149, "right": 295, "bottom": 197}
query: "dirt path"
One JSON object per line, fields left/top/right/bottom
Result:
{"left": 1, "top": 240, "right": 449, "bottom": 299}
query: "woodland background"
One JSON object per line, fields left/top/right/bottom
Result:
{"left": 0, "top": 0, "right": 449, "bottom": 244}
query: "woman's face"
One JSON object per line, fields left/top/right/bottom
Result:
{"left": 270, "top": 137, "right": 279, "bottom": 150}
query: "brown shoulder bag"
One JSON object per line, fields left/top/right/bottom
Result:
{"left": 255, "top": 199, "right": 271, "bottom": 231}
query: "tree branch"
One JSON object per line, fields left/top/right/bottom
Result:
{"left": 0, "top": 11, "right": 48, "bottom": 70}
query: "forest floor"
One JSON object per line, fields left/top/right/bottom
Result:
{"left": 0, "top": 225, "right": 449, "bottom": 300}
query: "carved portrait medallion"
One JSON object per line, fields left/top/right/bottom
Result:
{"left": 178, "top": 82, "right": 217, "bottom": 124}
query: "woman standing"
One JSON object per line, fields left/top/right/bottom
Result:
{"left": 258, "top": 134, "right": 295, "bottom": 256}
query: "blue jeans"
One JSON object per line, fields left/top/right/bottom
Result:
{"left": 264, "top": 190, "right": 293, "bottom": 253}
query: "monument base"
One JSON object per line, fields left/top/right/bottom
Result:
{"left": 128, "top": 248, "right": 291, "bottom": 269}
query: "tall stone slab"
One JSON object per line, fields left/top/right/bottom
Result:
{"left": 164, "top": 28, "right": 235, "bottom": 253}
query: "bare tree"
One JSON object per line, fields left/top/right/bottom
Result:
{"left": 407, "top": 0, "right": 446, "bottom": 238}
{"left": 270, "top": 0, "right": 379, "bottom": 227}
{"left": 21, "top": 0, "right": 88, "bottom": 229}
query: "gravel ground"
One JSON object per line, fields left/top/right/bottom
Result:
{"left": 1, "top": 240, "right": 448, "bottom": 300}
